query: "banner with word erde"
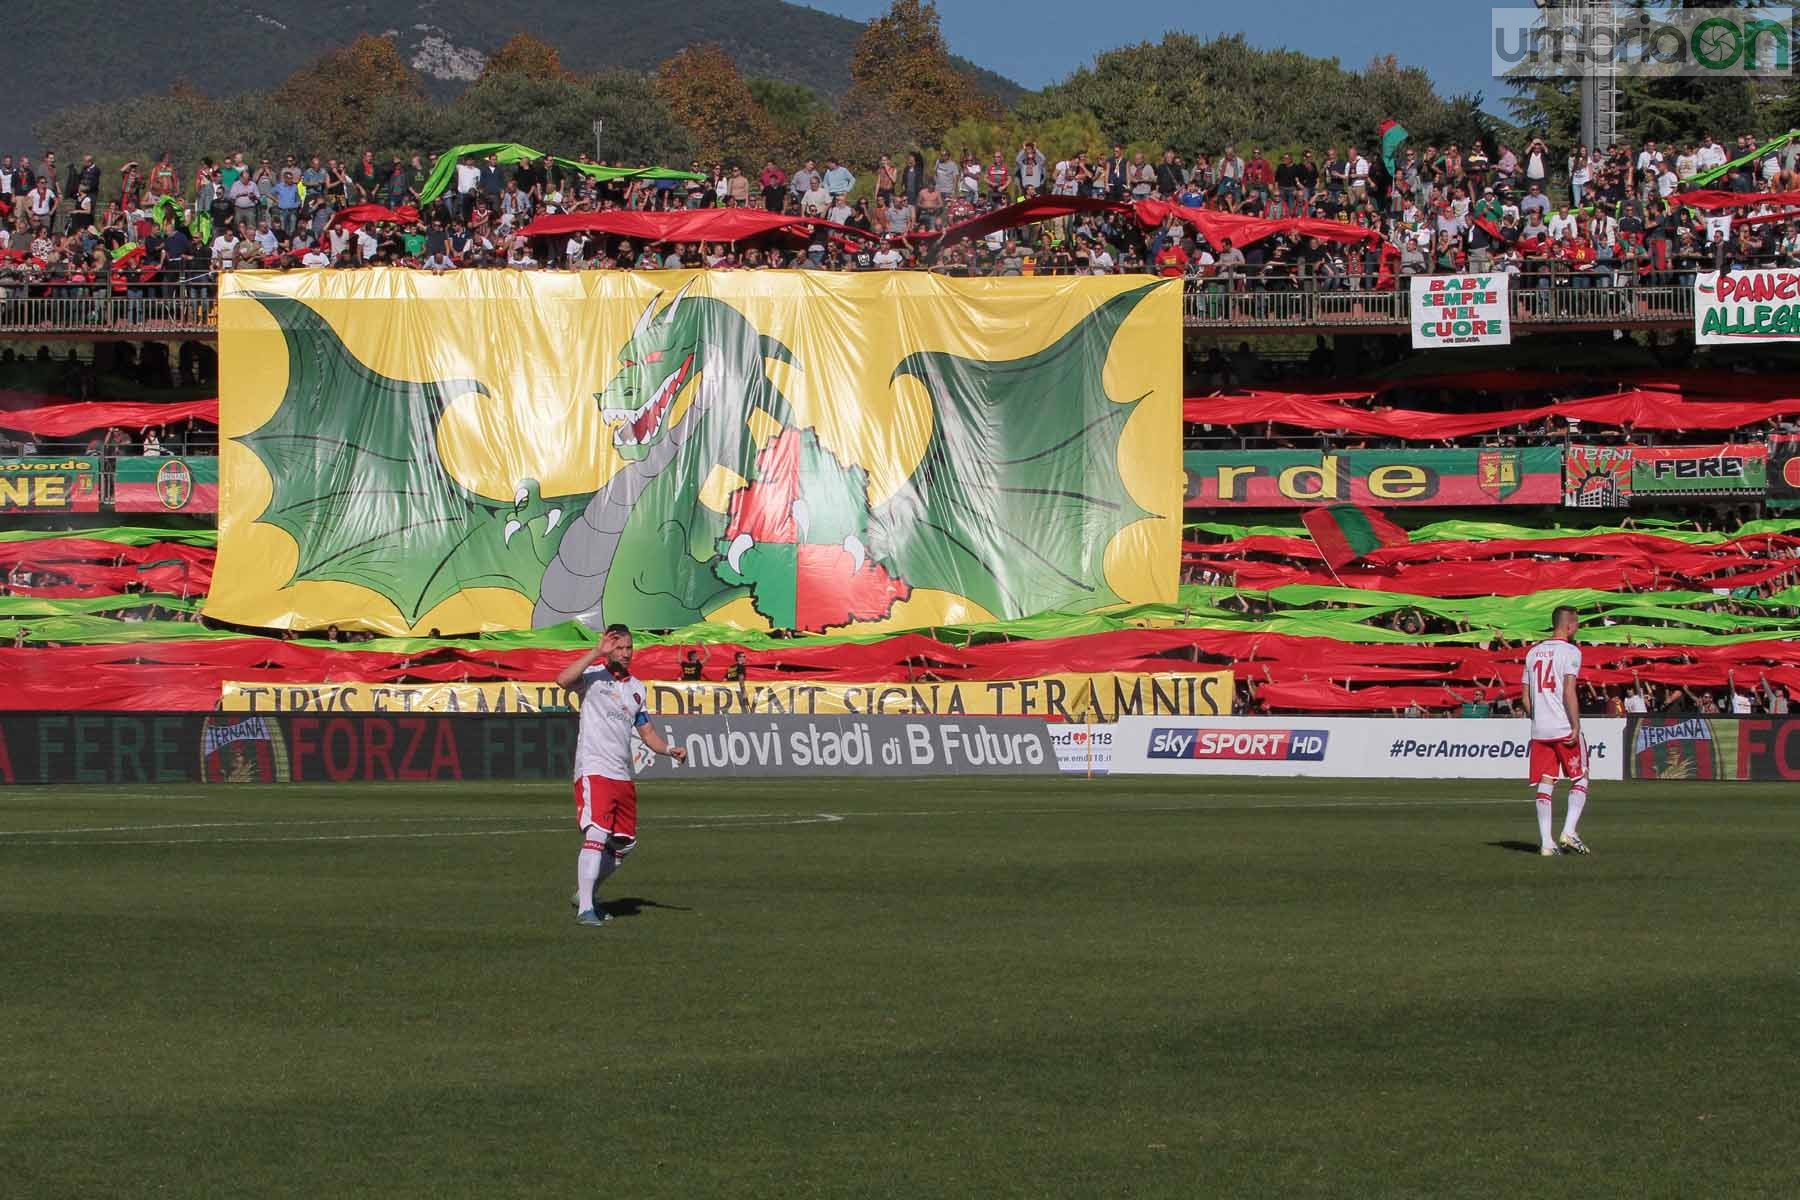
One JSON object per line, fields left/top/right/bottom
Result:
{"left": 210, "top": 270, "right": 1181, "bottom": 637}
{"left": 1411, "top": 273, "right": 1510, "bottom": 348}
{"left": 1184, "top": 448, "right": 1560, "bottom": 507}
{"left": 1695, "top": 269, "right": 1800, "bottom": 344}
{"left": 218, "top": 670, "right": 1234, "bottom": 722}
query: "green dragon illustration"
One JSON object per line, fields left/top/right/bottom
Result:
{"left": 237, "top": 293, "right": 590, "bottom": 625}
{"left": 237, "top": 280, "right": 1162, "bottom": 632}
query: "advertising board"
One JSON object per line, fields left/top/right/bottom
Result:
{"left": 1112, "top": 717, "right": 1626, "bottom": 780}
{"left": 1626, "top": 716, "right": 1800, "bottom": 781}
{"left": 0, "top": 712, "right": 1064, "bottom": 784}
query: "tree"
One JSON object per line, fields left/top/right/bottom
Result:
{"left": 1014, "top": 33, "right": 1461, "bottom": 161}
{"left": 480, "top": 33, "right": 570, "bottom": 84}
{"left": 748, "top": 78, "right": 836, "bottom": 160}
{"left": 440, "top": 71, "right": 694, "bottom": 167}
{"left": 274, "top": 34, "right": 423, "bottom": 154}
{"left": 843, "top": 1, "right": 995, "bottom": 147}
{"left": 652, "top": 44, "right": 780, "bottom": 167}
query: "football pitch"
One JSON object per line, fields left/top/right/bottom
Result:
{"left": 3, "top": 777, "right": 1795, "bottom": 1198}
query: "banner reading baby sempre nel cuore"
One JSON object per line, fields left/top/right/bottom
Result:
{"left": 209, "top": 271, "right": 1181, "bottom": 636}
{"left": 1411, "top": 273, "right": 1511, "bottom": 348}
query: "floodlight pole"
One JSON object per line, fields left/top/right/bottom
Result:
{"left": 592, "top": 119, "right": 605, "bottom": 161}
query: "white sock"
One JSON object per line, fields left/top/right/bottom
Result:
{"left": 1535, "top": 782, "right": 1555, "bottom": 849}
{"left": 576, "top": 837, "right": 604, "bottom": 913}
{"left": 1562, "top": 780, "right": 1588, "bottom": 839}
{"left": 594, "top": 849, "right": 621, "bottom": 893}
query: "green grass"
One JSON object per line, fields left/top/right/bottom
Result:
{"left": 2, "top": 778, "right": 1795, "bottom": 1198}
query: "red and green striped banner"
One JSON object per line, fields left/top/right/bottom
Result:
{"left": 1300, "top": 504, "right": 1408, "bottom": 570}
{"left": 114, "top": 457, "right": 218, "bottom": 513}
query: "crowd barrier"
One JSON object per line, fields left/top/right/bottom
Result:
{"left": 7, "top": 711, "right": 1790, "bottom": 785}
{"left": 0, "top": 711, "right": 1063, "bottom": 784}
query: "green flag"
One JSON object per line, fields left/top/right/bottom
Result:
{"left": 1378, "top": 120, "right": 1409, "bottom": 176}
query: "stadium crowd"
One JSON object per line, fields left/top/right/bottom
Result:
{"left": 1, "top": 128, "right": 1798, "bottom": 289}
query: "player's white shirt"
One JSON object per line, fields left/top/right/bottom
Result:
{"left": 1524, "top": 638, "right": 1581, "bottom": 741}
{"left": 573, "top": 666, "right": 649, "bottom": 781}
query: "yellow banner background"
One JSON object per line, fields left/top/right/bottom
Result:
{"left": 211, "top": 270, "right": 1181, "bottom": 636}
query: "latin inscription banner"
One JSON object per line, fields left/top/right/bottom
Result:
{"left": 218, "top": 670, "right": 1235, "bottom": 723}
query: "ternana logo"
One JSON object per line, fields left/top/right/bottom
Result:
{"left": 1147, "top": 728, "right": 1329, "bottom": 761}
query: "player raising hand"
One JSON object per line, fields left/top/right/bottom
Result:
{"left": 555, "top": 623, "right": 687, "bottom": 926}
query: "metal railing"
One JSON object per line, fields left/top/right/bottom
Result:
{"left": 1184, "top": 280, "right": 1696, "bottom": 330}
{"left": 0, "top": 292, "right": 216, "bottom": 335}
{"left": 0, "top": 275, "right": 1699, "bottom": 338}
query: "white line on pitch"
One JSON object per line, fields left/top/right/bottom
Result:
{"left": 0, "top": 813, "right": 845, "bottom": 847}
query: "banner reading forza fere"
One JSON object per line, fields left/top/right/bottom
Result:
{"left": 218, "top": 670, "right": 1233, "bottom": 722}
{"left": 210, "top": 271, "right": 1181, "bottom": 637}
{"left": 1184, "top": 448, "right": 1560, "bottom": 507}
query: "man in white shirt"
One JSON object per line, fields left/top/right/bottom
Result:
{"left": 1520, "top": 605, "right": 1591, "bottom": 856}
{"left": 1729, "top": 671, "right": 1755, "bottom": 715}
{"left": 554, "top": 624, "right": 686, "bottom": 926}
{"left": 872, "top": 239, "right": 903, "bottom": 269}
{"left": 210, "top": 230, "right": 239, "bottom": 269}
{"left": 1697, "top": 136, "right": 1727, "bottom": 171}
{"left": 454, "top": 157, "right": 480, "bottom": 218}
{"left": 1547, "top": 205, "right": 1578, "bottom": 242}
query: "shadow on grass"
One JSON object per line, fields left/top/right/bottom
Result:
{"left": 1487, "top": 840, "right": 1544, "bottom": 854}
{"left": 600, "top": 897, "right": 694, "bottom": 918}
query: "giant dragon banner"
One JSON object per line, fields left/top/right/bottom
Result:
{"left": 209, "top": 271, "right": 1181, "bottom": 636}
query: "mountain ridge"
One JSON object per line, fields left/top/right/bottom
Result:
{"left": 7, "top": 0, "right": 1022, "bottom": 152}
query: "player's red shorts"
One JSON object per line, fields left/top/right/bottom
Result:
{"left": 575, "top": 775, "right": 638, "bottom": 846}
{"left": 1528, "top": 735, "right": 1587, "bottom": 781}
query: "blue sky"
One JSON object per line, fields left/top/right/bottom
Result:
{"left": 803, "top": 1, "right": 1500, "bottom": 101}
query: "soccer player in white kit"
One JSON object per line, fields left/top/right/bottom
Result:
{"left": 554, "top": 623, "right": 686, "bottom": 926}
{"left": 1520, "top": 605, "right": 1591, "bottom": 857}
